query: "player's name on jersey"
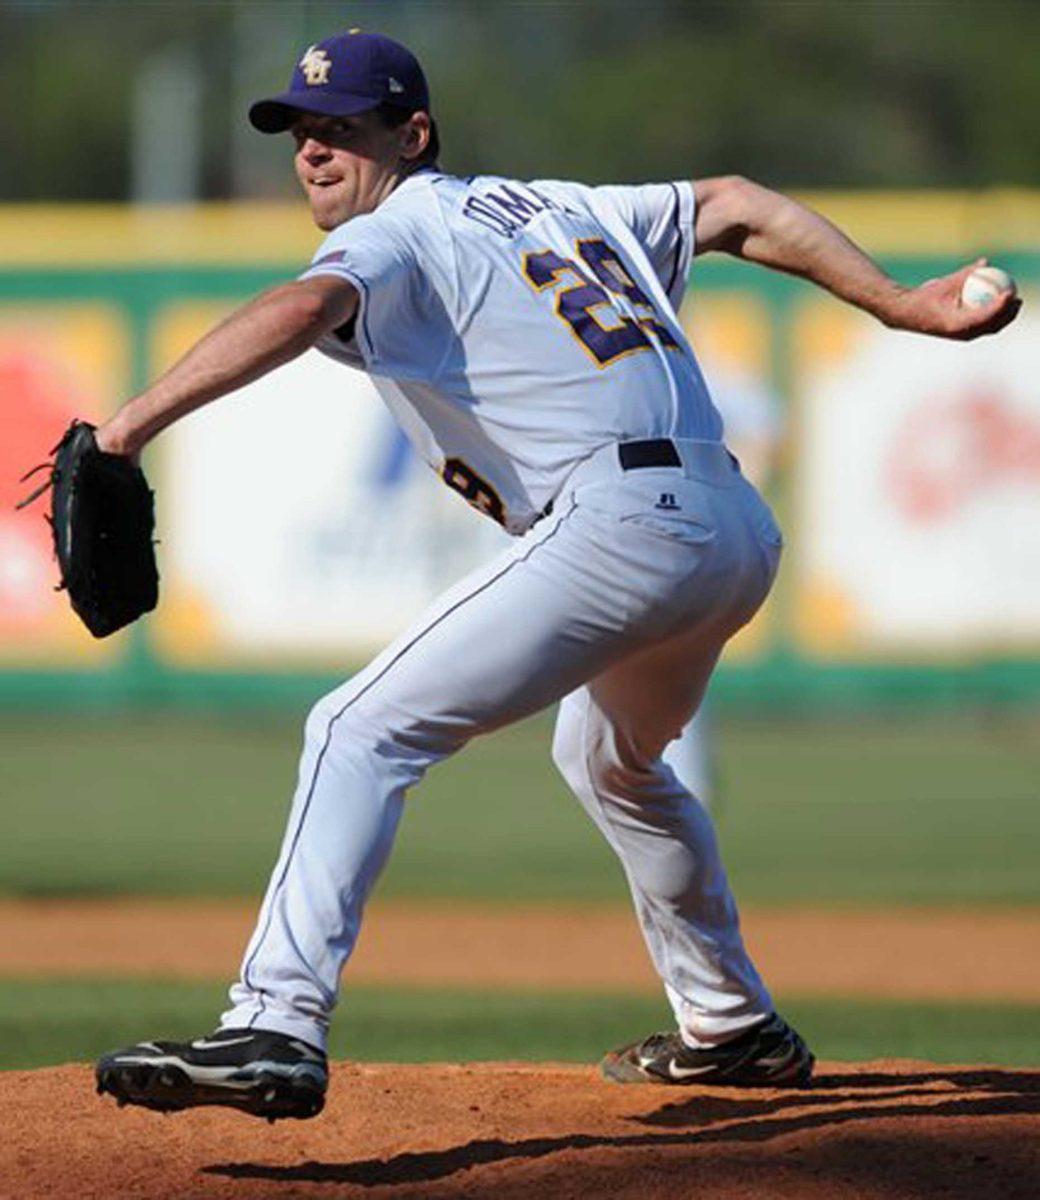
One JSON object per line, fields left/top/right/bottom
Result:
{"left": 461, "top": 181, "right": 577, "bottom": 239}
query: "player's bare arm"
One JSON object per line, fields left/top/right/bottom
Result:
{"left": 692, "top": 175, "right": 1021, "bottom": 341}
{"left": 96, "top": 274, "right": 356, "bottom": 457}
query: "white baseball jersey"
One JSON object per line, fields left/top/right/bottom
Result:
{"left": 302, "top": 169, "right": 722, "bottom": 533}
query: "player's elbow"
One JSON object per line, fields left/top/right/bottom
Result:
{"left": 714, "top": 174, "right": 755, "bottom": 199}
{"left": 290, "top": 285, "right": 332, "bottom": 327}
{"left": 696, "top": 175, "right": 756, "bottom": 213}
{"left": 693, "top": 176, "right": 757, "bottom": 256}
{"left": 276, "top": 278, "right": 358, "bottom": 343}
{"left": 693, "top": 175, "right": 780, "bottom": 256}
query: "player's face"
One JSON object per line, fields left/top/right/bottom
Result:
{"left": 291, "top": 112, "right": 413, "bottom": 230}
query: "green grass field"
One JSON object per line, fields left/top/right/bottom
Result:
{"left": 3, "top": 710, "right": 1038, "bottom": 1070}
{"left": 2, "top": 980, "right": 1038, "bottom": 1071}
{"left": 2, "top": 711, "right": 1037, "bottom": 904}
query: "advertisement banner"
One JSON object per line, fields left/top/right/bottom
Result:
{"left": 1, "top": 198, "right": 1037, "bottom": 707}
{"left": 793, "top": 295, "right": 1040, "bottom": 656}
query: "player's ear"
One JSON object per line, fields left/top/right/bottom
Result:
{"left": 399, "top": 111, "right": 431, "bottom": 163}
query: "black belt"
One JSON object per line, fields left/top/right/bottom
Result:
{"left": 618, "top": 438, "right": 681, "bottom": 470}
{"left": 533, "top": 439, "right": 682, "bottom": 529}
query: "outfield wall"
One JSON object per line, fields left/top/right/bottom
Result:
{"left": 2, "top": 194, "right": 1038, "bottom": 711}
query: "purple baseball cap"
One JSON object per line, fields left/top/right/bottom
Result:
{"left": 249, "top": 30, "right": 430, "bottom": 133}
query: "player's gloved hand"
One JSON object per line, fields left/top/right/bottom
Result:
{"left": 885, "top": 258, "right": 1022, "bottom": 341}
{"left": 16, "top": 420, "right": 159, "bottom": 638}
{"left": 93, "top": 415, "right": 143, "bottom": 464}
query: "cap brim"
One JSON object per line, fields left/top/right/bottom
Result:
{"left": 248, "top": 90, "right": 380, "bottom": 133}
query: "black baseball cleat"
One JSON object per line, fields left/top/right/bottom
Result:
{"left": 600, "top": 1012, "right": 814, "bottom": 1087}
{"left": 95, "top": 1027, "right": 328, "bottom": 1121}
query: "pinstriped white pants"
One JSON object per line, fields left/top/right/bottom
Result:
{"left": 221, "top": 441, "right": 781, "bottom": 1051}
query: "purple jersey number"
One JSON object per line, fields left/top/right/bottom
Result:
{"left": 522, "top": 238, "right": 677, "bottom": 367}
{"left": 577, "top": 239, "right": 678, "bottom": 351}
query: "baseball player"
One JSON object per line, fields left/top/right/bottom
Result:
{"left": 93, "top": 31, "right": 1019, "bottom": 1120}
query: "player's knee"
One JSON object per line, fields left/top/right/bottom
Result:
{"left": 303, "top": 692, "right": 387, "bottom": 759}
{"left": 552, "top": 719, "right": 630, "bottom": 792}
{"left": 304, "top": 691, "right": 341, "bottom": 746}
{"left": 556, "top": 720, "right": 670, "bottom": 804}
{"left": 550, "top": 717, "right": 584, "bottom": 789}
{"left": 305, "top": 688, "right": 466, "bottom": 770}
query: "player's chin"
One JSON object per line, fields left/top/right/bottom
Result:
{"left": 308, "top": 191, "right": 354, "bottom": 232}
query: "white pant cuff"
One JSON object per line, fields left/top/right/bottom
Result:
{"left": 679, "top": 1010, "right": 771, "bottom": 1050}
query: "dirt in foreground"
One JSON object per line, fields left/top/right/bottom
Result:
{"left": 3, "top": 899, "right": 1040, "bottom": 1000}
{"left": 4, "top": 1061, "right": 1039, "bottom": 1199}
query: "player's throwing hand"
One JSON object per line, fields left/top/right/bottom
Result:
{"left": 886, "top": 259, "right": 1022, "bottom": 341}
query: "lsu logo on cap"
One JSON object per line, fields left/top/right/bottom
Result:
{"left": 299, "top": 45, "right": 332, "bottom": 86}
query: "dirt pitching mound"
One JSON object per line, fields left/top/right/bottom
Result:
{"left": 5, "top": 1061, "right": 1039, "bottom": 1199}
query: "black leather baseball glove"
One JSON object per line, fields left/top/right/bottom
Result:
{"left": 17, "top": 420, "right": 159, "bottom": 638}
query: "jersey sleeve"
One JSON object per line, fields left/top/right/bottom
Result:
{"left": 299, "top": 211, "right": 419, "bottom": 368}
{"left": 583, "top": 181, "right": 695, "bottom": 310}
{"left": 300, "top": 212, "right": 414, "bottom": 294}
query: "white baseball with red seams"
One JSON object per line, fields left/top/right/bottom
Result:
{"left": 960, "top": 265, "right": 1017, "bottom": 308}
{"left": 219, "top": 171, "right": 782, "bottom": 1052}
